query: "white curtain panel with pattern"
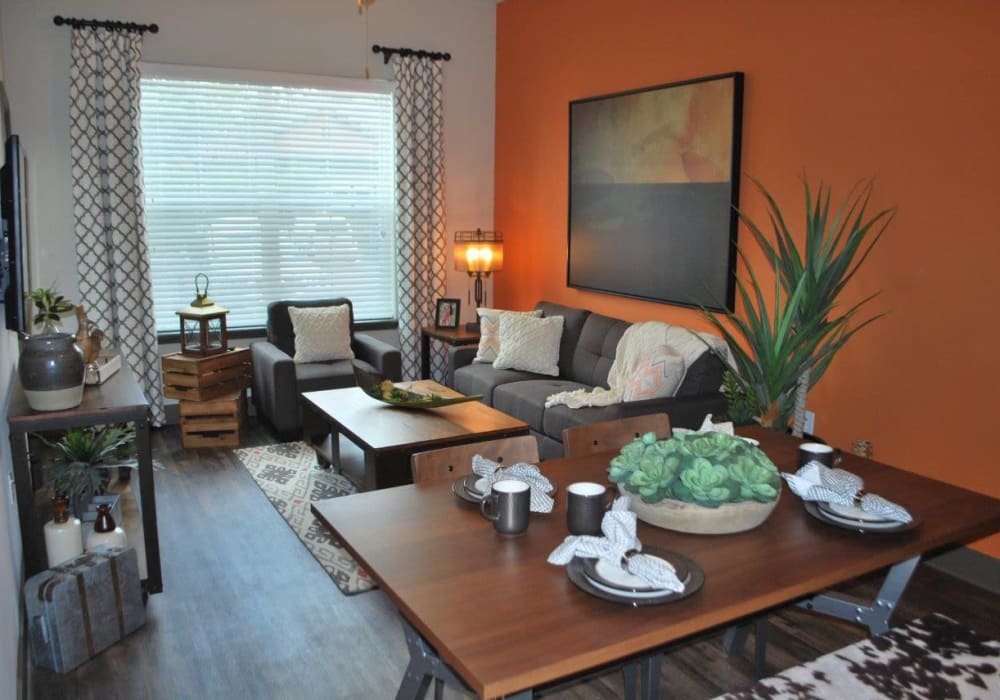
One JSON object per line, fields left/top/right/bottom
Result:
{"left": 392, "top": 55, "right": 448, "bottom": 381}
{"left": 69, "top": 27, "right": 165, "bottom": 425}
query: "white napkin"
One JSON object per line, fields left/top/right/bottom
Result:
{"left": 547, "top": 497, "right": 684, "bottom": 592}
{"left": 472, "top": 455, "right": 554, "bottom": 513}
{"left": 783, "top": 461, "right": 912, "bottom": 523}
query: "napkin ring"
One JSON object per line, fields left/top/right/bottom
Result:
{"left": 620, "top": 548, "right": 640, "bottom": 569}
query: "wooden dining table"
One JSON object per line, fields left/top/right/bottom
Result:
{"left": 311, "top": 426, "right": 1000, "bottom": 699}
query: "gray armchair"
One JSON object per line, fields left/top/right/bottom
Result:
{"left": 251, "top": 298, "right": 402, "bottom": 441}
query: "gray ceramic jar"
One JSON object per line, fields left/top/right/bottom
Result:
{"left": 19, "top": 333, "right": 85, "bottom": 411}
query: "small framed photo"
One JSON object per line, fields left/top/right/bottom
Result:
{"left": 435, "top": 298, "right": 461, "bottom": 329}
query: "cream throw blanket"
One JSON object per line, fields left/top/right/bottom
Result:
{"left": 544, "top": 321, "right": 729, "bottom": 409}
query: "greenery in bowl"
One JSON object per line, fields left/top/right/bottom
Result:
{"left": 608, "top": 432, "right": 781, "bottom": 507}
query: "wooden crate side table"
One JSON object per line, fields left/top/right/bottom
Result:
{"left": 162, "top": 347, "right": 251, "bottom": 401}
{"left": 179, "top": 389, "right": 246, "bottom": 448}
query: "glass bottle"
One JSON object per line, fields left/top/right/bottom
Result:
{"left": 44, "top": 497, "right": 83, "bottom": 567}
{"left": 86, "top": 503, "right": 127, "bottom": 551}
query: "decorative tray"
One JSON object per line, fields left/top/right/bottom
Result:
{"left": 353, "top": 363, "right": 482, "bottom": 408}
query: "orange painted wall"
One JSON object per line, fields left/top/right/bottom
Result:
{"left": 495, "top": 0, "right": 1000, "bottom": 556}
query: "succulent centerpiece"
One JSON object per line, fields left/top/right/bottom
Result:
{"left": 608, "top": 431, "right": 782, "bottom": 534}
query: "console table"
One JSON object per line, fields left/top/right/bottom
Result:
{"left": 7, "top": 363, "right": 162, "bottom": 595}
{"left": 420, "top": 326, "right": 480, "bottom": 379}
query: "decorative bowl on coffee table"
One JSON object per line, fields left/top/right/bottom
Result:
{"left": 352, "top": 362, "right": 482, "bottom": 409}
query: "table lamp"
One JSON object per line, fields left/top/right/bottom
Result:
{"left": 454, "top": 229, "right": 503, "bottom": 331}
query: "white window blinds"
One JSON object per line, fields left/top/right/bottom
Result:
{"left": 139, "top": 69, "right": 396, "bottom": 331}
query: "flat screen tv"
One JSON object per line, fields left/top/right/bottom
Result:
{"left": 2, "top": 134, "right": 30, "bottom": 333}
{"left": 567, "top": 72, "right": 744, "bottom": 311}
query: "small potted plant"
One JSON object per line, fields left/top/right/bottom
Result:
{"left": 28, "top": 287, "right": 75, "bottom": 335}
{"left": 608, "top": 431, "right": 782, "bottom": 534}
{"left": 38, "top": 425, "right": 139, "bottom": 518}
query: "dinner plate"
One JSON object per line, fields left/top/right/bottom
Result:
{"left": 581, "top": 547, "right": 691, "bottom": 594}
{"left": 566, "top": 550, "right": 704, "bottom": 606}
{"left": 804, "top": 501, "right": 919, "bottom": 534}
{"left": 819, "top": 500, "right": 896, "bottom": 523}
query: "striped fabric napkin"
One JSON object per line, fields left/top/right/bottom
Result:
{"left": 472, "top": 455, "right": 554, "bottom": 513}
{"left": 783, "top": 461, "right": 912, "bottom": 523}
{"left": 547, "top": 497, "right": 684, "bottom": 592}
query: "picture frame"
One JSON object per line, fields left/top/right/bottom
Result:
{"left": 434, "top": 298, "right": 460, "bottom": 329}
{"left": 567, "top": 72, "right": 744, "bottom": 311}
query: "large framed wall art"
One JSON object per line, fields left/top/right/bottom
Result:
{"left": 568, "top": 72, "right": 744, "bottom": 311}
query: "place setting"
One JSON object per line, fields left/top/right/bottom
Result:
{"left": 783, "top": 442, "right": 919, "bottom": 534}
{"left": 548, "top": 486, "right": 704, "bottom": 606}
{"left": 451, "top": 454, "right": 558, "bottom": 510}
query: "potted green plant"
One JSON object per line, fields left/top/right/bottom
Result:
{"left": 28, "top": 287, "right": 75, "bottom": 335}
{"left": 38, "top": 425, "right": 139, "bottom": 518}
{"left": 608, "top": 431, "right": 781, "bottom": 534}
{"left": 702, "top": 178, "right": 895, "bottom": 433}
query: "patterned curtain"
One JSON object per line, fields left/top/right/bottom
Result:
{"left": 392, "top": 55, "right": 447, "bottom": 381}
{"left": 70, "top": 27, "right": 165, "bottom": 425}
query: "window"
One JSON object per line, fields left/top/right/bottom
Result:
{"left": 140, "top": 65, "right": 396, "bottom": 332}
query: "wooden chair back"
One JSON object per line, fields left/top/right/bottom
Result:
{"left": 410, "top": 435, "right": 540, "bottom": 485}
{"left": 562, "top": 413, "right": 672, "bottom": 458}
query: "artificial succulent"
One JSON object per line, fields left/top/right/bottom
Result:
{"left": 608, "top": 431, "right": 781, "bottom": 508}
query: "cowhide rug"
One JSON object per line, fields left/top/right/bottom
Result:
{"left": 718, "top": 613, "right": 1000, "bottom": 699}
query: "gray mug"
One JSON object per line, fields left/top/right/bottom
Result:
{"left": 566, "top": 482, "right": 613, "bottom": 536}
{"left": 798, "top": 442, "right": 842, "bottom": 468}
{"left": 480, "top": 479, "right": 530, "bottom": 535}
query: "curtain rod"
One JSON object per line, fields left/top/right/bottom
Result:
{"left": 53, "top": 15, "right": 159, "bottom": 35}
{"left": 372, "top": 44, "right": 451, "bottom": 65}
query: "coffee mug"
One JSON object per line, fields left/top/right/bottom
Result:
{"left": 566, "top": 482, "right": 613, "bottom": 536}
{"left": 799, "top": 442, "right": 841, "bottom": 468}
{"left": 480, "top": 479, "right": 530, "bottom": 535}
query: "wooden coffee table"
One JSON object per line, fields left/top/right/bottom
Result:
{"left": 300, "top": 380, "right": 529, "bottom": 491}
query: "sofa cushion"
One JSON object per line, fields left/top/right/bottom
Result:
{"left": 493, "top": 315, "right": 564, "bottom": 376}
{"left": 623, "top": 345, "right": 686, "bottom": 401}
{"left": 294, "top": 358, "right": 362, "bottom": 393}
{"left": 453, "top": 364, "right": 540, "bottom": 406}
{"left": 567, "top": 313, "right": 631, "bottom": 388}
{"left": 535, "top": 302, "right": 591, "bottom": 377}
{"left": 542, "top": 402, "right": 628, "bottom": 443}
{"left": 474, "top": 308, "right": 543, "bottom": 363}
{"left": 288, "top": 304, "right": 355, "bottom": 363}
{"left": 493, "top": 379, "right": 590, "bottom": 434}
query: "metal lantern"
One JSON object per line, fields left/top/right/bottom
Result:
{"left": 177, "top": 274, "right": 229, "bottom": 357}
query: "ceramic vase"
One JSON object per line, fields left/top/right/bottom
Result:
{"left": 19, "top": 333, "right": 85, "bottom": 411}
{"left": 44, "top": 497, "right": 83, "bottom": 567}
{"left": 86, "top": 503, "right": 127, "bottom": 551}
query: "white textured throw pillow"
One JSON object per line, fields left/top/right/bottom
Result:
{"left": 288, "top": 305, "right": 355, "bottom": 363}
{"left": 622, "top": 345, "right": 686, "bottom": 401}
{"left": 493, "top": 314, "right": 564, "bottom": 376}
{"left": 474, "top": 308, "right": 543, "bottom": 363}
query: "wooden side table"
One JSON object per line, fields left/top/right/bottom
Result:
{"left": 7, "top": 364, "right": 163, "bottom": 595}
{"left": 420, "top": 326, "right": 480, "bottom": 380}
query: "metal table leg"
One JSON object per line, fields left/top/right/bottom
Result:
{"left": 395, "top": 616, "right": 470, "bottom": 700}
{"left": 723, "top": 618, "right": 769, "bottom": 679}
{"left": 798, "top": 555, "right": 921, "bottom": 635}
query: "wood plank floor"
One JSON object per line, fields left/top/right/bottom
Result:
{"left": 31, "top": 418, "right": 1000, "bottom": 700}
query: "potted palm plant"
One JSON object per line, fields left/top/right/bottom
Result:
{"left": 702, "top": 178, "right": 895, "bottom": 433}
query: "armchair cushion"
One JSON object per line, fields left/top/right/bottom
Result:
{"left": 288, "top": 304, "right": 354, "bottom": 363}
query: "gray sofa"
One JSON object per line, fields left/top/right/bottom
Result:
{"left": 447, "top": 301, "right": 727, "bottom": 459}
{"left": 251, "top": 298, "right": 402, "bottom": 441}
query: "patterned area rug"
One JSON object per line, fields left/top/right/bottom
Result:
{"left": 234, "top": 442, "right": 376, "bottom": 595}
{"left": 718, "top": 613, "right": 1000, "bottom": 699}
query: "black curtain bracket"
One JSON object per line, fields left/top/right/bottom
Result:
{"left": 53, "top": 15, "right": 159, "bottom": 35}
{"left": 372, "top": 44, "right": 451, "bottom": 65}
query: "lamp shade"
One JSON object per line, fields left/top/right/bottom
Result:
{"left": 454, "top": 229, "right": 503, "bottom": 274}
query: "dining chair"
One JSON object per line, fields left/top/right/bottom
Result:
{"left": 410, "top": 434, "right": 540, "bottom": 484}
{"left": 562, "top": 413, "right": 672, "bottom": 458}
